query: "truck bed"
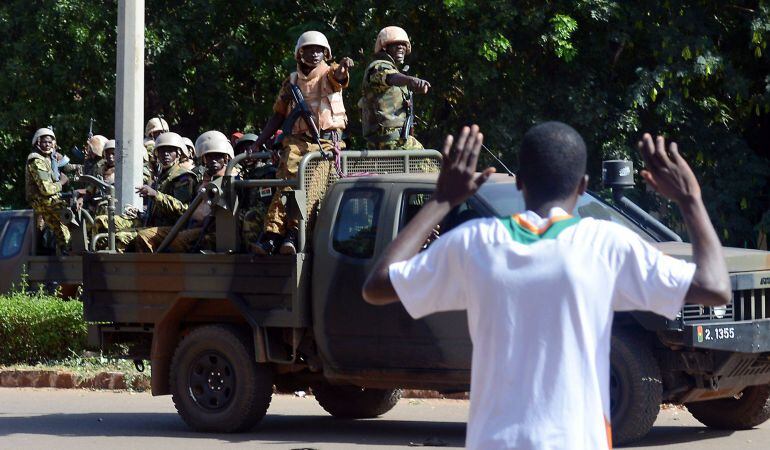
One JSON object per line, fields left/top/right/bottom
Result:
{"left": 82, "top": 253, "right": 309, "bottom": 327}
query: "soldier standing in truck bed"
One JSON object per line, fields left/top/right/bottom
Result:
{"left": 250, "top": 31, "right": 354, "bottom": 256}
{"left": 25, "top": 128, "right": 71, "bottom": 251}
{"left": 359, "top": 26, "right": 431, "bottom": 150}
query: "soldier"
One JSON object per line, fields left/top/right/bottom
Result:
{"left": 135, "top": 131, "right": 197, "bottom": 228}
{"left": 25, "top": 128, "right": 71, "bottom": 251}
{"left": 144, "top": 117, "right": 169, "bottom": 178}
{"left": 179, "top": 137, "right": 197, "bottom": 172}
{"left": 359, "top": 26, "right": 431, "bottom": 150}
{"left": 135, "top": 131, "right": 233, "bottom": 253}
{"left": 235, "top": 133, "right": 278, "bottom": 253}
{"left": 251, "top": 30, "right": 354, "bottom": 255}
{"left": 99, "top": 139, "right": 117, "bottom": 185}
{"left": 83, "top": 135, "right": 108, "bottom": 177}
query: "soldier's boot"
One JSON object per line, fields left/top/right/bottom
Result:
{"left": 251, "top": 232, "right": 282, "bottom": 256}
{"left": 279, "top": 229, "right": 298, "bottom": 255}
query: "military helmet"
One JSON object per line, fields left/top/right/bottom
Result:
{"left": 295, "top": 30, "right": 332, "bottom": 60}
{"left": 104, "top": 139, "right": 116, "bottom": 152}
{"left": 195, "top": 130, "right": 234, "bottom": 159}
{"left": 374, "top": 26, "right": 412, "bottom": 55}
{"left": 31, "top": 127, "right": 56, "bottom": 146}
{"left": 154, "top": 131, "right": 185, "bottom": 154}
{"left": 235, "top": 133, "right": 258, "bottom": 154}
{"left": 88, "top": 135, "right": 108, "bottom": 157}
{"left": 182, "top": 137, "right": 196, "bottom": 157}
{"left": 145, "top": 117, "right": 169, "bottom": 137}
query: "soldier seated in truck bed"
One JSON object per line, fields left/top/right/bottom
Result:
{"left": 135, "top": 131, "right": 233, "bottom": 253}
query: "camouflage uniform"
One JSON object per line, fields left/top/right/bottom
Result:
{"left": 83, "top": 158, "right": 105, "bottom": 177}
{"left": 94, "top": 162, "right": 197, "bottom": 252}
{"left": 240, "top": 164, "right": 277, "bottom": 251}
{"left": 263, "top": 63, "right": 348, "bottom": 237}
{"left": 25, "top": 152, "right": 70, "bottom": 247}
{"left": 264, "top": 135, "right": 343, "bottom": 236}
{"left": 359, "top": 52, "right": 423, "bottom": 150}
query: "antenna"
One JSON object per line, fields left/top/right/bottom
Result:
{"left": 480, "top": 143, "right": 515, "bottom": 177}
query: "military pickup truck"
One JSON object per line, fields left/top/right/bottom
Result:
{"left": 1, "top": 150, "right": 769, "bottom": 445}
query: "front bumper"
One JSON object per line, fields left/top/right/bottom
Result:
{"left": 684, "top": 319, "right": 770, "bottom": 353}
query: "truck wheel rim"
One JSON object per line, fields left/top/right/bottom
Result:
{"left": 188, "top": 351, "right": 236, "bottom": 411}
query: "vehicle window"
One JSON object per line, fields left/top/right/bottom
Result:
{"left": 1, "top": 217, "right": 29, "bottom": 258}
{"left": 574, "top": 195, "right": 654, "bottom": 242}
{"left": 332, "top": 189, "right": 382, "bottom": 259}
{"left": 399, "top": 190, "right": 481, "bottom": 234}
{"left": 477, "top": 182, "right": 654, "bottom": 241}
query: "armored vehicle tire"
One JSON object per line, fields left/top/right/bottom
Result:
{"left": 610, "top": 330, "right": 662, "bottom": 446}
{"left": 313, "top": 383, "right": 402, "bottom": 418}
{"left": 686, "top": 384, "right": 770, "bottom": 430}
{"left": 170, "top": 325, "right": 273, "bottom": 432}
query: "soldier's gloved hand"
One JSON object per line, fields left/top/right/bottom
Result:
{"left": 409, "top": 77, "right": 431, "bottom": 94}
{"left": 135, "top": 185, "right": 158, "bottom": 198}
{"left": 60, "top": 173, "right": 69, "bottom": 186}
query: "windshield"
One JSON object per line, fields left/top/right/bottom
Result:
{"left": 476, "top": 182, "right": 654, "bottom": 242}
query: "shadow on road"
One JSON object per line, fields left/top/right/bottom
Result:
{"left": 0, "top": 412, "right": 467, "bottom": 447}
{"left": 626, "top": 425, "right": 734, "bottom": 447}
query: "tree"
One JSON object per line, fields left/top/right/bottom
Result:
{"left": 1, "top": 0, "right": 768, "bottom": 247}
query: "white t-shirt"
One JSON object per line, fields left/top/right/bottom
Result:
{"left": 389, "top": 209, "right": 695, "bottom": 450}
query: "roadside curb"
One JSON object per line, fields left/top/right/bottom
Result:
{"left": 0, "top": 369, "right": 151, "bottom": 391}
{"left": 0, "top": 369, "right": 468, "bottom": 399}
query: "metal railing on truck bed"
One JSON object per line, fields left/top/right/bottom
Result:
{"left": 159, "top": 150, "right": 442, "bottom": 254}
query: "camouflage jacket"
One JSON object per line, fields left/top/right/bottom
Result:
{"left": 25, "top": 152, "right": 63, "bottom": 205}
{"left": 148, "top": 163, "right": 197, "bottom": 227}
{"left": 358, "top": 52, "right": 411, "bottom": 143}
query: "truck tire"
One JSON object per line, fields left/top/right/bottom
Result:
{"left": 610, "top": 330, "right": 662, "bottom": 446}
{"left": 170, "top": 325, "right": 273, "bottom": 432}
{"left": 686, "top": 384, "right": 770, "bottom": 430}
{"left": 313, "top": 383, "right": 402, "bottom": 418}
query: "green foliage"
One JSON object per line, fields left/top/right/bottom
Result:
{"left": 0, "top": 0, "right": 769, "bottom": 247}
{"left": 0, "top": 288, "right": 88, "bottom": 364}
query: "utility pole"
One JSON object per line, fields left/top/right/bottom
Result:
{"left": 114, "top": 0, "right": 145, "bottom": 210}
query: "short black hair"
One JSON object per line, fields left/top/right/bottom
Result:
{"left": 517, "top": 121, "right": 587, "bottom": 204}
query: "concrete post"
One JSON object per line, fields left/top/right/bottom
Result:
{"left": 114, "top": 0, "right": 145, "bottom": 211}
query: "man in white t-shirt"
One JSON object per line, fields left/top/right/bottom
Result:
{"left": 362, "top": 123, "right": 730, "bottom": 450}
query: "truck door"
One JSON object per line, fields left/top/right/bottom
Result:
{"left": 372, "top": 188, "right": 474, "bottom": 370}
{"left": 313, "top": 181, "right": 473, "bottom": 373}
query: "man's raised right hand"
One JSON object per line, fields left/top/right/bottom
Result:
{"left": 637, "top": 133, "right": 701, "bottom": 205}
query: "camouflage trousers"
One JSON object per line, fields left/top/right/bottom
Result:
{"left": 370, "top": 135, "right": 424, "bottom": 150}
{"left": 92, "top": 213, "right": 141, "bottom": 252}
{"left": 241, "top": 202, "right": 267, "bottom": 252}
{"left": 263, "top": 134, "right": 344, "bottom": 236}
{"left": 31, "top": 199, "right": 70, "bottom": 248}
{"left": 134, "top": 226, "right": 212, "bottom": 253}
{"left": 368, "top": 135, "right": 439, "bottom": 173}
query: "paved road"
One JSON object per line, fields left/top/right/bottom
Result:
{"left": 0, "top": 388, "right": 767, "bottom": 449}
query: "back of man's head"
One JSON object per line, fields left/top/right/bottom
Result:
{"left": 517, "top": 121, "right": 587, "bottom": 205}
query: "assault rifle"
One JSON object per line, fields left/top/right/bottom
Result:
{"left": 400, "top": 91, "right": 414, "bottom": 141}
{"left": 288, "top": 83, "right": 331, "bottom": 159}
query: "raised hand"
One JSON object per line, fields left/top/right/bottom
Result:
{"left": 637, "top": 133, "right": 701, "bottom": 205}
{"left": 334, "top": 57, "right": 354, "bottom": 81}
{"left": 434, "top": 125, "right": 496, "bottom": 208}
